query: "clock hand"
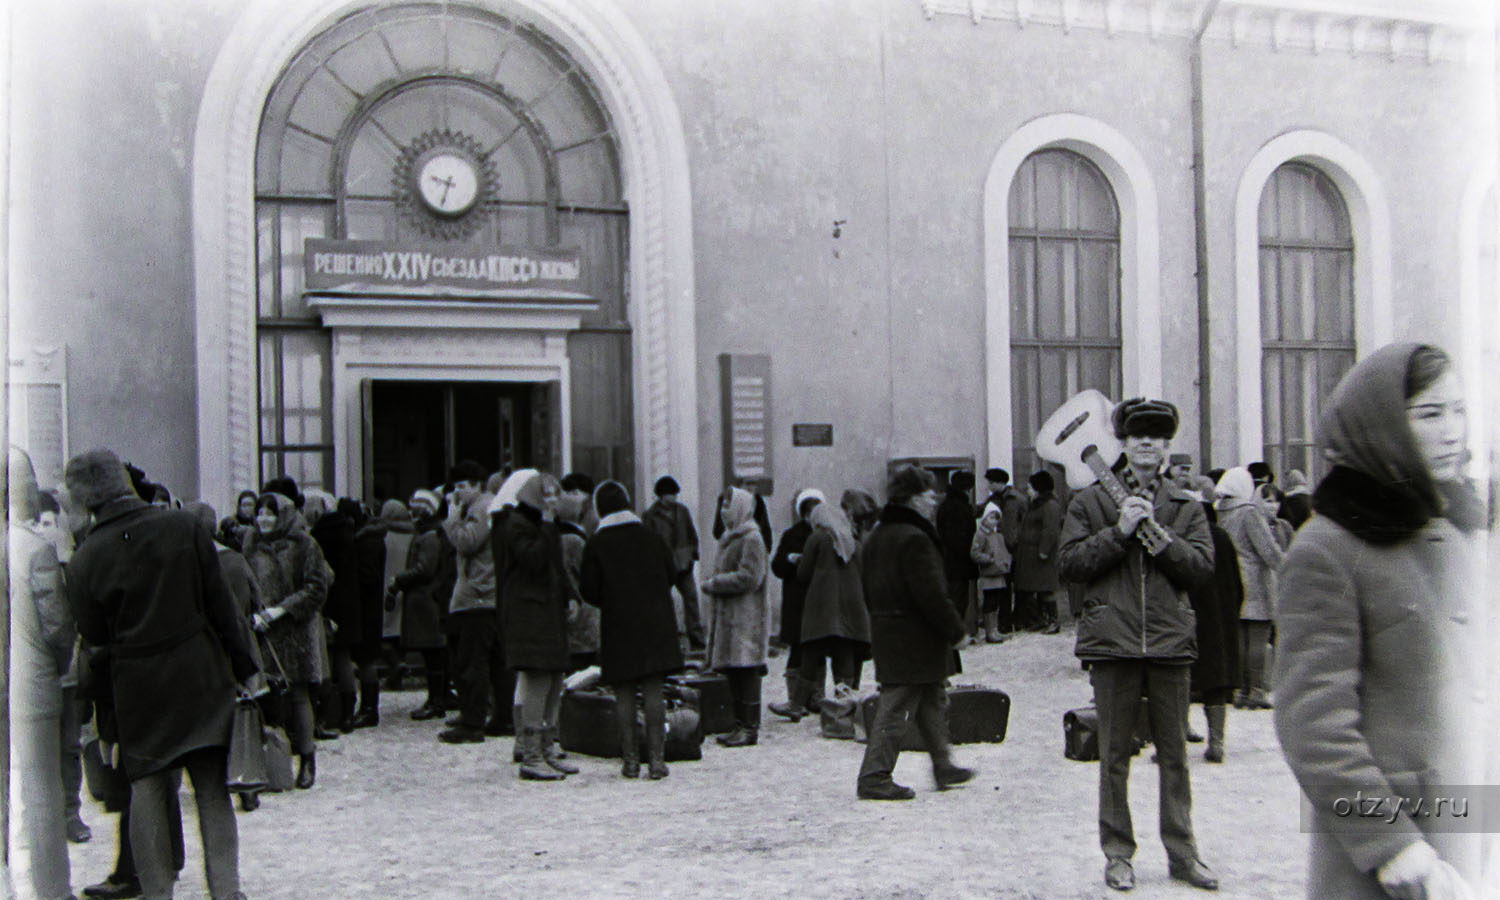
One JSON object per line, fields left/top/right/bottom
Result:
{"left": 429, "top": 173, "right": 456, "bottom": 205}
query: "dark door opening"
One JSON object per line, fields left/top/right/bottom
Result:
{"left": 367, "top": 380, "right": 540, "bottom": 506}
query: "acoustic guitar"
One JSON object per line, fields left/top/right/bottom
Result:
{"left": 1035, "top": 390, "right": 1173, "bottom": 555}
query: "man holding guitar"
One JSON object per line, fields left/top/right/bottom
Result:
{"left": 1053, "top": 397, "right": 1219, "bottom": 893}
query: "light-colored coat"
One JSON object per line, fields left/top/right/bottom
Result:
{"left": 1217, "top": 499, "right": 1284, "bottom": 620}
{"left": 703, "top": 492, "right": 770, "bottom": 671}
{"left": 1274, "top": 515, "right": 1485, "bottom": 899}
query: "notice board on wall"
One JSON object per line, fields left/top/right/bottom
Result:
{"left": 719, "top": 354, "right": 773, "bottom": 496}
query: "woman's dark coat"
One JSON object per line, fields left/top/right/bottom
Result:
{"left": 1188, "top": 516, "right": 1243, "bottom": 698}
{"left": 496, "top": 505, "right": 573, "bottom": 671}
{"left": 353, "top": 519, "right": 387, "bottom": 656}
{"left": 860, "top": 504, "right": 965, "bottom": 685}
{"left": 392, "top": 517, "right": 449, "bottom": 650}
{"left": 578, "top": 517, "right": 685, "bottom": 684}
{"left": 1012, "top": 492, "right": 1062, "bottom": 593}
{"left": 67, "top": 497, "right": 260, "bottom": 780}
{"left": 310, "top": 510, "right": 360, "bottom": 649}
{"left": 770, "top": 520, "right": 813, "bottom": 646}
{"left": 796, "top": 529, "right": 871, "bottom": 648}
{"left": 935, "top": 488, "right": 978, "bottom": 582}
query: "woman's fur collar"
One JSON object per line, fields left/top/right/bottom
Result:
{"left": 1313, "top": 465, "right": 1485, "bottom": 544}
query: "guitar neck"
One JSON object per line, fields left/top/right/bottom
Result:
{"left": 1081, "top": 450, "right": 1135, "bottom": 507}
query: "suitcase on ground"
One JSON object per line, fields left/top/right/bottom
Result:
{"left": 559, "top": 688, "right": 704, "bottom": 761}
{"left": 858, "top": 684, "right": 1010, "bottom": 750}
{"left": 1064, "top": 705, "right": 1100, "bottom": 761}
{"left": 666, "top": 671, "right": 734, "bottom": 734}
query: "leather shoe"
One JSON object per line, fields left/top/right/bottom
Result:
{"left": 438, "top": 724, "right": 484, "bottom": 744}
{"left": 312, "top": 724, "right": 340, "bottom": 741}
{"left": 934, "top": 764, "right": 976, "bottom": 790}
{"left": 83, "top": 877, "right": 141, "bottom": 899}
{"left": 66, "top": 813, "right": 92, "bottom": 843}
{"left": 410, "top": 702, "right": 444, "bottom": 721}
{"left": 1104, "top": 857, "right": 1135, "bottom": 891}
{"left": 857, "top": 781, "right": 916, "bottom": 801}
{"left": 483, "top": 717, "right": 513, "bottom": 737}
{"left": 294, "top": 754, "right": 316, "bottom": 790}
{"left": 1169, "top": 858, "right": 1220, "bottom": 891}
{"left": 349, "top": 709, "right": 379, "bottom": 729}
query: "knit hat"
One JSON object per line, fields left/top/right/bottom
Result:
{"left": 1028, "top": 470, "right": 1055, "bottom": 492}
{"left": 410, "top": 489, "right": 441, "bottom": 514}
{"left": 64, "top": 449, "right": 137, "bottom": 511}
{"left": 1247, "top": 461, "right": 1275, "bottom": 484}
{"left": 262, "top": 476, "right": 302, "bottom": 508}
{"left": 886, "top": 465, "right": 937, "bottom": 505}
{"left": 654, "top": 475, "right": 681, "bottom": 496}
{"left": 983, "top": 467, "right": 1009, "bottom": 484}
{"left": 1111, "top": 397, "right": 1179, "bottom": 440}
{"left": 594, "top": 480, "right": 631, "bottom": 517}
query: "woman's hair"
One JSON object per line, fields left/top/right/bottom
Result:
{"left": 255, "top": 493, "right": 280, "bottom": 515}
{"left": 1404, "top": 345, "right": 1451, "bottom": 399}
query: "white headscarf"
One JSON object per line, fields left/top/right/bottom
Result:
{"left": 718, "top": 487, "right": 757, "bottom": 544}
{"left": 809, "top": 501, "right": 858, "bottom": 564}
{"left": 487, "top": 468, "right": 540, "bottom": 515}
{"left": 1214, "top": 467, "right": 1255, "bottom": 502}
{"left": 794, "top": 488, "right": 826, "bottom": 520}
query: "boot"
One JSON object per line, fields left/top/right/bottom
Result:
{"left": 983, "top": 611, "right": 1005, "bottom": 643}
{"left": 619, "top": 711, "right": 641, "bottom": 778}
{"left": 1185, "top": 702, "right": 1204, "bottom": 743}
{"left": 512, "top": 705, "right": 525, "bottom": 763}
{"left": 645, "top": 711, "right": 668, "bottom": 780}
{"left": 767, "top": 673, "right": 808, "bottom": 721}
{"left": 1204, "top": 704, "right": 1227, "bottom": 763}
{"left": 542, "top": 724, "right": 579, "bottom": 775}
{"left": 338, "top": 690, "right": 358, "bottom": 733}
{"left": 518, "top": 727, "right": 564, "bottom": 781}
{"left": 1041, "top": 598, "right": 1061, "bottom": 634}
{"left": 350, "top": 682, "right": 380, "bottom": 729}
{"left": 294, "top": 753, "right": 316, "bottom": 790}
{"left": 719, "top": 702, "right": 759, "bottom": 747}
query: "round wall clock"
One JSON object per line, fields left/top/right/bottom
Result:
{"left": 392, "top": 129, "right": 499, "bottom": 240}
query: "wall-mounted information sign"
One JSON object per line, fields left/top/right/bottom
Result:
{"left": 792, "top": 423, "right": 833, "bottom": 447}
{"left": 719, "top": 354, "right": 773, "bottom": 496}
{"left": 304, "top": 239, "right": 586, "bottom": 295}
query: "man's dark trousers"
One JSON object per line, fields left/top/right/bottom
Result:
{"left": 1090, "top": 659, "right": 1199, "bottom": 864}
{"left": 452, "top": 610, "right": 512, "bottom": 728}
{"left": 856, "top": 683, "right": 952, "bottom": 788}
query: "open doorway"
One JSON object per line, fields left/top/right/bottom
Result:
{"left": 367, "top": 380, "right": 555, "bottom": 505}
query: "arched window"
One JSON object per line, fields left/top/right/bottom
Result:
{"left": 1008, "top": 149, "right": 1122, "bottom": 480}
{"left": 255, "top": 3, "right": 630, "bottom": 491}
{"left": 1258, "top": 162, "right": 1355, "bottom": 481}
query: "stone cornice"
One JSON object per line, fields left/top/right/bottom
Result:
{"left": 917, "top": 0, "right": 1493, "bottom": 64}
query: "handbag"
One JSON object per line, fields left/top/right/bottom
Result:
{"left": 255, "top": 637, "right": 296, "bottom": 792}
{"left": 226, "top": 697, "right": 270, "bottom": 793}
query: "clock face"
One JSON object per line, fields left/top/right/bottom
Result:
{"left": 416, "top": 153, "right": 479, "bottom": 217}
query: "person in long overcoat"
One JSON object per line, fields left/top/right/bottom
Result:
{"left": 9, "top": 447, "right": 76, "bottom": 900}
{"left": 392, "top": 490, "right": 452, "bottom": 721}
{"left": 796, "top": 501, "right": 871, "bottom": 738}
{"left": 350, "top": 502, "right": 388, "bottom": 728}
{"left": 1012, "top": 470, "right": 1063, "bottom": 633}
{"left": 854, "top": 465, "right": 972, "bottom": 801}
{"left": 935, "top": 471, "right": 979, "bottom": 640}
{"left": 578, "top": 480, "right": 685, "bottom": 778}
{"left": 1186, "top": 497, "right": 1242, "bottom": 763}
{"left": 1275, "top": 343, "right": 1487, "bottom": 900}
{"left": 244, "top": 491, "right": 332, "bottom": 789}
{"left": 767, "top": 489, "right": 822, "bottom": 721}
{"left": 64, "top": 449, "right": 260, "bottom": 900}
{"left": 306, "top": 491, "right": 359, "bottom": 733}
{"left": 496, "top": 470, "right": 576, "bottom": 780}
{"left": 1215, "top": 466, "right": 1284, "bottom": 710}
{"left": 702, "top": 486, "right": 770, "bottom": 747}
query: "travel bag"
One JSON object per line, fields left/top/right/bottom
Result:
{"left": 858, "top": 684, "right": 1010, "bottom": 750}
{"left": 558, "top": 687, "right": 704, "bottom": 761}
{"left": 1064, "top": 705, "right": 1100, "bottom": 761}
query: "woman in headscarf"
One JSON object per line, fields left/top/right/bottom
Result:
{"left": 1215, "top": 466, "right": 1284, "bottom": 710}
{"left": 496, "top": 470, "right": 576, "bottom": 781}
{"left": 1275, "top": 343, "right": 1485, "bottom": 900}
{"left": 1184, "top": 486, "right": 1242, "bottom": 764}
{"left": 8, "top": 446, "right": 76, "bottom": 900}
{"left": 702, "top": 486, "right": 771, "bottom": 747}
{"left": 1276, "top": 469, "right": 1313, "bottom": 531}
{"left": 245, "top": 492, "right": 331, "bottom": 789}
{"left": 392, "top": 490, "right": 454, "bottom": 721}
{"left": 796, "top": 501, "right": 871, "bottom": 739}
{"left": 232, "top": 490, "right": 258, "bottom": 547}
{"left": 579, "top": 481, "right": 685, "bottom": 778}
{"left": 767, "top": 488, "right": 824, "bottom": 722}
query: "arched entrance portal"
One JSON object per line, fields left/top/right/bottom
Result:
{"left": 193, "top": 0, "right": 697, "bottom": 509}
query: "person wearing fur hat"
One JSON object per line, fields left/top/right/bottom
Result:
{"left": 855, "top": 465, "right": 973, "bottom": 801}
{"left": 1056, "top": 398, "right": 1219, "bottom": 892}
{"left": 766, "top": 488, "right": 825, "bottom": 722}
{"left": 392, "top": 490, "right": 456, "bottom": 721}
{"left": 579, "top": 481, "right": 685, "bottom": 777}
{"left": 1013, "top": 470, "right": 1063, "bottom": 633}
{"left": 64, "top": 449, "right": 260, "bottom": 900}
{"left": 643, "top": 475, "right": 706, "bottom": 653}
{"left": 702, "top": 486, "right": 772, "bottom": 747}
{"left": 1274, "top": 344, "right": 1486, "bottom": 900}
{"left": 438, "top": 460, "right": 503, "bottom": 744}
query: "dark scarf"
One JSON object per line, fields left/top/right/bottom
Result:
{"left": 1313, "top": 465, "right": 1486, "bottom": 544}
{"left": 878, "top": 503, "right": 942, "bottom": 551}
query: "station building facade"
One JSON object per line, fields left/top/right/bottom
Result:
{"left": 8, "top": 0, "right": 1497, "bottom": 529}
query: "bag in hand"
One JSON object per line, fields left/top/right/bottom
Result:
{"left": 227, "top": 698, "right": 271, "bottom": 793}
{"left": 261, "top": 725, "right": 295, "bottom": 792}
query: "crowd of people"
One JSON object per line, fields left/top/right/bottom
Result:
{"left": 5, "top": 341, "right": 1490, "bottom": 898}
